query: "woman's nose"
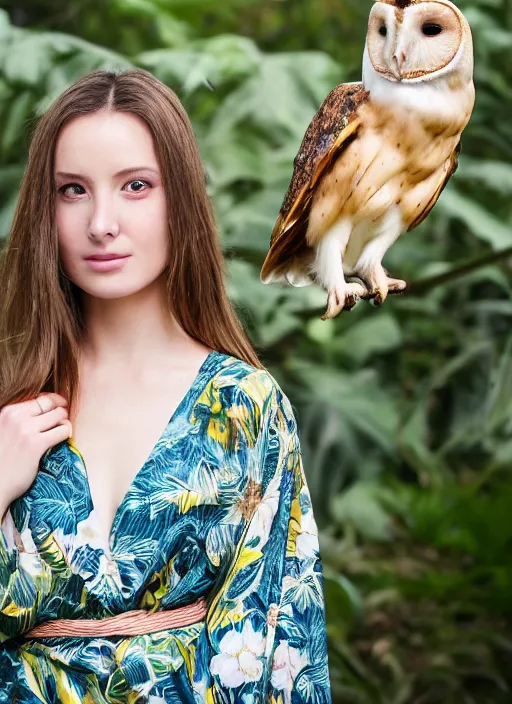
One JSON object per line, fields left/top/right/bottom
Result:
{"left": 88, "top": 201, "right": 120, "bottom": 241}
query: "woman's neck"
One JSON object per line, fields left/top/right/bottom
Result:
{"left": 78, "top": 278, "right": 191, "bottom": 370}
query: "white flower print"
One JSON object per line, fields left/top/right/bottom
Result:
{"left": 210, "top": 621, "right": 266, "bottom": 688}
{"left": 295, "top": 508, "right": 320, "bottom": 559}
{"left": 271, "top": 639, "right": 309, "bottom": 702}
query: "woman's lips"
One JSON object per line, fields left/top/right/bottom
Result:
{"left": 85, "top": 255, "right": 131, "bottom": 272}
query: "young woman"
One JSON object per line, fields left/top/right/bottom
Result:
{"left": 0, "top": 69, "right": 331, "bottom": 703}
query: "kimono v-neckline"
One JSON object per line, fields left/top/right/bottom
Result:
{"left": 66, "top": 348, "right": 224, "bottom": 555}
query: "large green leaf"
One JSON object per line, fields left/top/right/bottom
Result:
{"left": 437, "top": 189, "right": 512, "bottom": 249}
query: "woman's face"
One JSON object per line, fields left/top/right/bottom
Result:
{"left": 55, "top": 110, "right": 169, "bottom": 300}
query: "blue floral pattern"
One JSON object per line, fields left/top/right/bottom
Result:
{"left": 0, "top": 350, "right": 331, "bottom": 703}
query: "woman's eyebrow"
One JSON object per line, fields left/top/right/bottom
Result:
{"left": 55, "top": 166, "right": 160, "bottom": 181}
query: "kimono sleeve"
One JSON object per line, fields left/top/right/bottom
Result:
{"left": 205, "top": 375, "right": 332, "bottom": 704}
{"left": 0, "top": 506, "right": 52, "bottom": 642}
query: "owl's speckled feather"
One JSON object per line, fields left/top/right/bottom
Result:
{"left": 407, "top": 140, "right": 460, "bottom": 230}
{"left": 262, "top": 84, "right": 369, "bottom": 283}
{"left": 279, "top": 84, "right": 369, "bottom": 226}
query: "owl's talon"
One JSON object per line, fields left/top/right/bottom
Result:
{"left": 321, "top": 281, "right": 368, "bottom": 319}
{"left": 356, "top": 272, "right": 407, "bottom": 306}
{"left": 344, "top": 296, "right": 357, "bottom": 311}
{"left": 387, "top": 278, "right": 407, "bottom": 294}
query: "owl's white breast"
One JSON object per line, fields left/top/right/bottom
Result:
{"left": 362, "top": 44, "right": 473, "bottom": 127}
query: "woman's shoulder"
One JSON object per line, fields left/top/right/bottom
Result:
{"left": 213, "top": 352, "right": 284, "bottom": 397}
{"left": 211, "top": 352, "right": 297, "bottom": 429}
{"left": 191, "top": 351, "right": 299, "bottom": 451}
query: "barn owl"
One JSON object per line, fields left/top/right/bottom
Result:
{"left": 260, "top": 0, "right": 475, "bottom": 319}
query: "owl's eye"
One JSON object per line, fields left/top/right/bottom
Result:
{"left": 422, "top": 22, "right": 443, "bottom": 36}
{"left": 378, "top": 25, "right": 387, "bottom": 37}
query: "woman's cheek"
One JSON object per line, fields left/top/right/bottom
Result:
{"left": 56, "top": 208, "right": 74, "bottom": 248}
{"left": 130, "top": 202, "right": 169, "bottom": 254}
{"left": 58, "top": 242, "right": 77, "bottom": 281}
{"left": 57, "top": 213, "right": 79, "bottom": 276}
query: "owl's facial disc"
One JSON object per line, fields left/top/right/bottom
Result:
{"left": 367, "top": 1, "right": 463, "bottom": 82}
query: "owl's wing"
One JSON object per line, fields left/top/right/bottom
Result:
{"left": 407, "top": 141, "right": 461, "bottom": 232}
{"left": 260, "top": 82, "right": 369, "bottom": 284}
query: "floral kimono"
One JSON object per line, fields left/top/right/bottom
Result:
{"left": 0, "top": 350, "right": 332, "bottom": 703}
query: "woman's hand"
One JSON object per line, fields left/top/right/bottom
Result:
{"left": 0, "top": 393, "right": 72, "bottom": 521}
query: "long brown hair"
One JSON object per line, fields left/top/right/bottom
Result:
{"left": 0, "top": 68, "right": 263, "bottom": 412}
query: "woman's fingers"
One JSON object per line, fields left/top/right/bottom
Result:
{"left": 27, "top": 393, "right": 68, "bottom": 417}
{"left": 0, "top": 394, "right": 71, "bottom": 510}
{"left": 33, "top": 406, "right": 69, "bottom": 432}
{"left": 40, "top": 421, "right": 73, "bottom": 446}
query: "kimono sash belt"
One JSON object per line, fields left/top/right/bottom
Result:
{"left": 20, "top": 597, "right": 208, "bottom": 639}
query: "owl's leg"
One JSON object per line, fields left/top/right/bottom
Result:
{"left": 353, "top": 207, "right": 406, "bottom": 306}
{"left": 313, "top": 218, "right": 368, "bottom": 319}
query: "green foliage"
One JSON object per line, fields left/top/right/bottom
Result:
{"left": 1, "top": 1, "right": 512, "bottom": 701}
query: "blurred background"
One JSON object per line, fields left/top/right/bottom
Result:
{"left": 1, "top": 0, "right": 511, "bottom": 701}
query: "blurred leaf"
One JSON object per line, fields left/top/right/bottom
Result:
{"left": 289, "top": 359, "right": 400, "bottom": 457}
{"left": 438, "top": 189, "right": 512, "bottom": 249}
{"left": 1, "top": 91, "right": 32, "bottom": 156}
{"left": 330, "top": 483, "right": 394, "bottom": 541}
{"left": 457, "top": 156, "right": 512, "bottom": 195}
{"left": 485, "top": 333, "right": 512, "bottom": 434}
{"left": 335, "top": 314, "right": 403, "bottom": 364}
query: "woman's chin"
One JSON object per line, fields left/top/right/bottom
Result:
{"left": 73, "top": 279, "right": 147, "bottom": 300}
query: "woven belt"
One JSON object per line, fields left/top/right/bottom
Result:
{"left": 20, "top": 597, "right": 208, "bottom": 639}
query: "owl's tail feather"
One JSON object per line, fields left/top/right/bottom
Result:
{"left": 285, "top": 269, "right": 314, "bottom": 287}
{"left": 260, "top": 256, "right": 315, "bottom": 287}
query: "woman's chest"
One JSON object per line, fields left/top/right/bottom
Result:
{"left": 12, "top": 431, "right": 247, "bottom": 609}
{"left": 68, "top": 371, "right": 205, "bottom": 548}
{"left": 71, "top": 403, "right": 174, "bottom": 545}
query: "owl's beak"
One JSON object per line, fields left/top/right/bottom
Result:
{"left": 391, "top": 47, "right": 407, "bottom": 79}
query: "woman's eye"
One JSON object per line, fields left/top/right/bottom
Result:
{"left": 379, "top": 25, "right": 387, "bottom": 37}
{"left": 422, "top": 22, "right": 443, "bottom": 36}
{"left": 126, "top": 179, "right": 151, "bottom": 193}
{"left": 58, "top": 184, "right": 85, "bottom": 197}
{"left": 57, "top": 180, "right": 151, "bottom": 197}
